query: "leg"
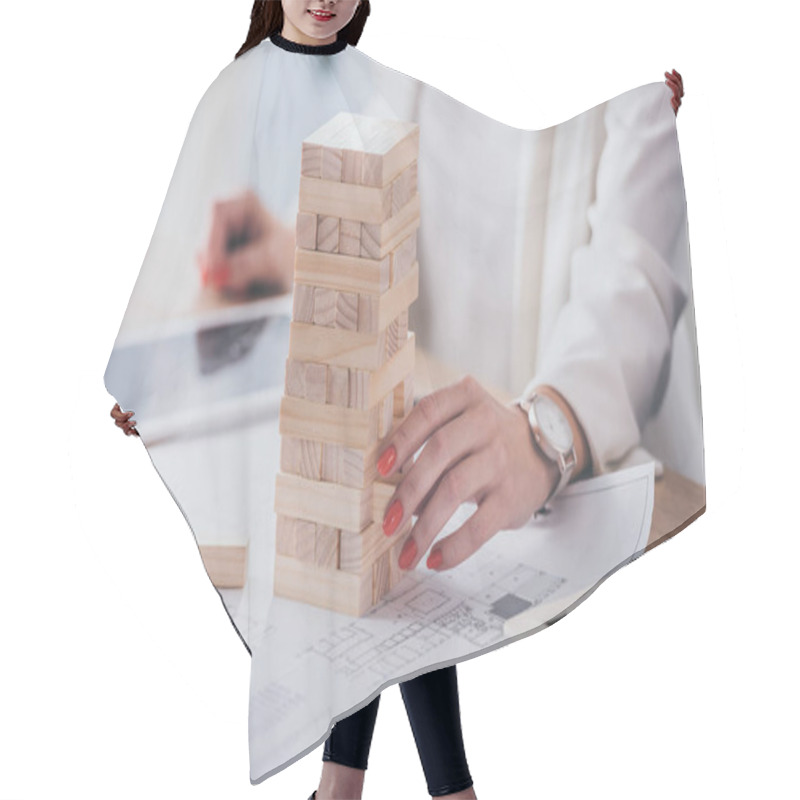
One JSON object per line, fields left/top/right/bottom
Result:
{"left": 400, "top": 664, "right": 475, "bottom": 798}
{"left": 317, "top": 693, "right": 381, "bottom": 800}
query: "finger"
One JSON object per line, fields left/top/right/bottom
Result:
{"left": 381, "top": 397, "right": 494, "bottom": 545}
{"left": 225, "top": 241, "right": 279, "bottom": 291}
{"left": 400, "top": 452, "right": 493, "bottom": 571}
{"left": 377, "top": 375, "right": 479, "bottom": 478}
{"left": 426, "top": 493, "right": 506, "bottom": 571}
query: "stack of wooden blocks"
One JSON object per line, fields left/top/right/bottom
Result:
{"left": 273, "top": 112, "right": 421, "bottom": 616}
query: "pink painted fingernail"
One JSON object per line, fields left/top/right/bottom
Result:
{"left": 383, "top": 499, "right": 402, "bottom": 537}
{"left": 398, "top": 538, "right": 417, "bottom": 570}
{"left": 427, "top": 549, "right": 443, "bottom": 570}
{"left": 377, "top": 445, "right": 397, "bottom": 476}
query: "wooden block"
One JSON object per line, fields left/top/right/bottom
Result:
{"left": 280, "top": 395, "right": 379, "bottom": 450}
{"left": 378, "top": 265, "right": 418, "bottom": 332}
{"left": 198, "top": 544, "right": 248, "bottom": 589}
{"left": 305, "top": 362, "right": 328, "bottom": 404}
{"left": 391, "top": 161, "right": 417, "bottom": 215}
{"left": 326, "top": 364, "right": 349, "bottom": 406}
{"left": 368, "top": 333, "right": 415, "bottom": 411}
{"left": 335, "top": 291, "right": 359, "bottom": 331}
{"left": 391, "top": 231, "right": 417, "bottom": 285}
{"left": 275, "top": 471, "right": 372, "bottom": 532}
{"left": 296, "top": 212, "right": 318, "bottom": 250}
{"left": 360, "top": 194, "right": 420, "bottom": 260}
{"left": 340, "top": 518, "right": 411, "bottom": 576}
{"left": 372, "top": 479, "right": 399, "bottom": 522}
{"left": 385, "top": 318, "right": 400, "bottom": 359}
{"left": 299, "top": 175, "right": 392, "bottom": 225}
{"left": 336, "top": 333, "right": 414, "bottom": 411}
{"left": 294, "top": 247, "right": 390, "bottom": 295}
{"left": 360, "top": 125, "right": 420, "bottom": 188}
{"left": 379, "top": 392, "right": 394, "bottom": 438}
{"left": 285, "top": 358, "right": 306, "bottom": 399}
{"left": 301, "top": 143, "right": 322, "bottom": 178}
{"left": 295, "top": 519, "right": 317, "bottom": 563}
{"left": 312, "top": 287, "right": 337, "bottom": 327}
{"left": 388, "top": 533, "right": 411, "bottom": 589}
{"left": 353, "top": 264, "right": 419, "bottom": 336}
{"left": 394, "top": 374, "right": 414, "bottom": 418}
{"left": 321, "top": 147, "right": 343, "bottom": 181}
{"left": 304, "top": 113, "right": 419, "bottom": 190}
{"left": 348, "top": 368, "right": 369, "bottom": 410}
{"left": 373, "top": 550, "right": 392, "bottom": 605}
{"left": 397, "top": 309, "right": 409, "bottom": 339}
{"left": 338, "top": 218, "right": 362, "bottom": 256}
{"left": 357, "top": 293, "right": 379, "bottom": 334}
{"left": 315, "top": 525, "right": 340, "bottom": 569}
{"left": 320, "top": 442, "right": 341, "bottom": 483}
{"left": 280, "top": 436, "right": 322, "bottom": 480}
{"left": 316, "top": 215, "right": 339, "bottom": 253}
{"left": 275, "top": 514, "right": 296, "bottom": 557}
{"left": 321, "top": 441, "right": 378, "bottom": 489}
{"left": 288, "top": 321, "right": 388, "bottom": 371}
{"left": 292, "top": 283, "right": 316, "bottom": 323}
{"left": 274, "top": 553, "right": 373, "bottom": 617}
{"left": 341, "top": 149, "right": 363, "bottom": 184}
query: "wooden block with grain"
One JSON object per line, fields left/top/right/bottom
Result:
{"left": 335, "top": 291, "right": 359, "bottom": 331}
{"left": 326, "top": 364, "right": 349, "bottom": 407}
{"left": 316, "top": 215, "right": 340, "bottom": 253}
{"left": 321, "top": 147, "right": 343, "bottom": 182}
{"left": 301, "top": 143, "right": 323, "bottom": 179}
{"left": 338, "top": 218, "right": 362, "bottom": 257}
{"left": 292, "top": 283, "right": 316, "bottom": 324}
{"left": 315, "top": 525, "right": 340, "bottom": 569}
{"left": 392, "top": 231, "right": 417, "bottom": 285}
{"left": 296, "top": 212, "right": 318, "bottom": 251}
{"left": 280, "top": 436, "right": 323, "bottom": 480}
{"left": 321, "top": 441, "right": 378, "bottom": 489}
{"left": 285, "top": 358, "right": 306, "bottom": 399}
{"left": 313, "top": 287, "right": 337, "bottom": 327}
{"left": 294, "top": 248, "right": 390, "bottom": 295}
{"left": 373, "top": 550, "right": 392, "bottom": 605}
{"left": 300, "top": 176, "right": 393, "bottom": 224}
{"left": 303, "top": 112, "right": 419, "bottom": 189}
{"left": 391, "top": 161, "right": 418, "bottom": 215}
{"left": 274, "top": 471, "right": 373, "bottom": 532}
{"left": 305, "top": 362, "right": 328, "bottom": 404}
{"left": 280, "top": 395, "right": 379, "bottom": 450}
{"left": 295, "top": 519, "right": 317, "bottom": 563}
{"left": 360, "top": 195, "right": 420, "bottom": 260}
{"left": 273, "top": 553, "right": 373, "bottom": 617}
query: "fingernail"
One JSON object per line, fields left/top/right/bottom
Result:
{"left": 377, "top": 445, "right": 397, "bottom": 476}
{"left": 427, "top": 549, "right": 443, "bottom": 570}
{"left": 383, "top": 499, "right": 402, "bottom": 537}
{"left": 210, "top": 266, "right": 231, "bottom": 287}
{"left": 399, "top": 538, "right": 417, "bottom": 570}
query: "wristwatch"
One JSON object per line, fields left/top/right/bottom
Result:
{"left": 516, "top": 390, "right": 577, "bottom": 513}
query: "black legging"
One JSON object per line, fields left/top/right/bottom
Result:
{"left": 323, "top": 664, "right": 473, "bottom": 797}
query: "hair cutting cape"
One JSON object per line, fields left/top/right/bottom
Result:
{"left": 103, "top": 32, "right": 704, "bottom": 784}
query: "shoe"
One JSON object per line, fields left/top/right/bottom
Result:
{"left": 307, "top": 792, "right": 317, "bottom": 800}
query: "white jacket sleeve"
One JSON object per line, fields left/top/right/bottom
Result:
{"left": 523, "top": 82, "right": 691, "bottom": 475}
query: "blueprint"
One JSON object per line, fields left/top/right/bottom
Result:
{"left": 248, "top": 461, "right": 655, "bottom": 781}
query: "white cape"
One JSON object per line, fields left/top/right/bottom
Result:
{"left": 103, "top": 34, "right": 704, "bottom": 782}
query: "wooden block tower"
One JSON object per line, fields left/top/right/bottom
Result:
{"left": 273, "top": 112, "right": 420, "bottom": 616}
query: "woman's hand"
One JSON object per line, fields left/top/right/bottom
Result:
{"left": 665, "top": 69, "right": 684, "bottom": 116}
{"left": 110, "top": 402, "right": 139, "bottom": 437}
{"left": 376, "top": 376, "right": 561, "bottom": 573}
{"left": 196, "top": 189, "right": 295, "bottom": 298}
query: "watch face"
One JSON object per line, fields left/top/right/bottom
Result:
{"left": 533, "top": 394, "right": 574, "bottom": 452}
